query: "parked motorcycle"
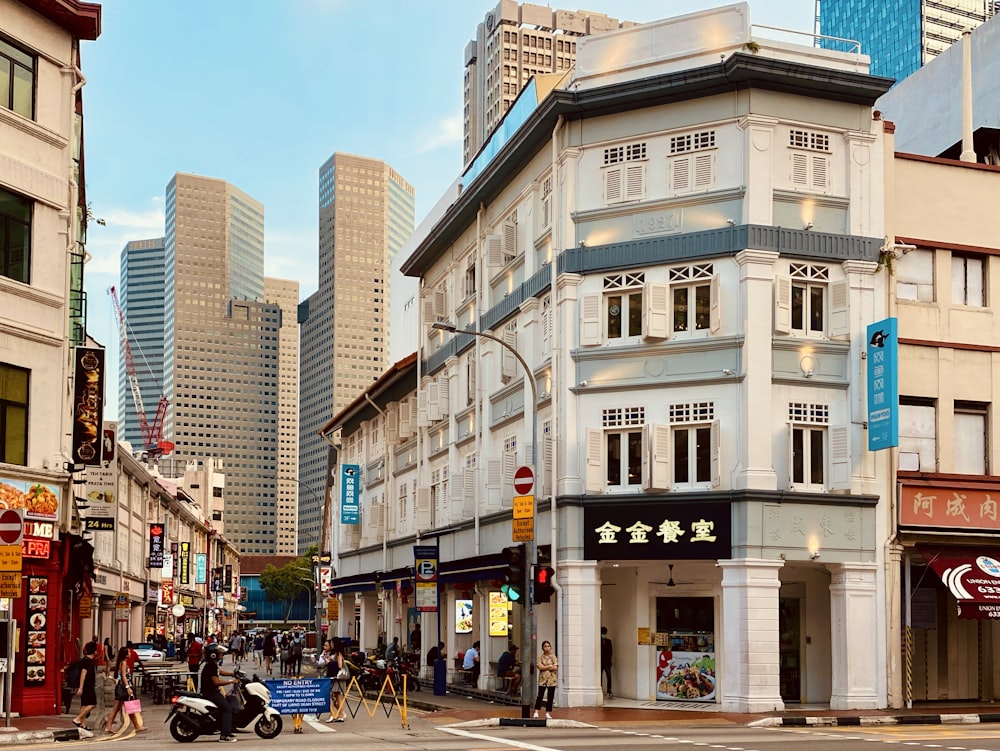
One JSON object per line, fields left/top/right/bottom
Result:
{"left": 166, "top": 670, "right": 282, "bottom": 742}
{"left": 390, "top": 653, "right": 421, "bottom": 692}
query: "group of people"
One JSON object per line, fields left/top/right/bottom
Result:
{"left": 67, "top": 635, "right": 148, "bottom": 734}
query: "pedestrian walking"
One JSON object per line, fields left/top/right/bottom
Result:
{"left": 532, "top": 640, "right": 558, "bottom": 719}
{"left": 601, "top": 626, "right": 614, "bottom": 697}
{"left": 324, "top": 637, "right": 348, "bottom": 724}
{"left": 71, "top": 641, "right": 98, "bottom": 730}
{"left": 104, "top": 647, "right": 147, "bottom": 733}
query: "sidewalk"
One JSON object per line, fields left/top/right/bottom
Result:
{"left": 4, "top": 685, "right": 1000, "bottom": 745}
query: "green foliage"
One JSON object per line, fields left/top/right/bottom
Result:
{"left": 258, "top": 545, "right": 318, "bottom": 623}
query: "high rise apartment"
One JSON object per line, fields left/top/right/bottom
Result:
{"left": 163, "top": 172, "right": 282, "bottom": 554}
{"left": 463, "top": 1, "right": 630, "bottom": 164}
{"left": 117, "top": 237, "right": 166, "bottom": 452}
{"left": 818, "top": 0, "right": 996, "bottom": 82}
{"left": 298, "top": 154, "right": 414, "bottom": 551}
{"left": 264, "top": 277, "right": 300, "bottom": 555}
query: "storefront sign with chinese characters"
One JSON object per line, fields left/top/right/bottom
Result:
{"left": 149, "top": 524, "right": 164, "bottom": 568}
{"left": 180, "top": 542, "right": 190, "bottom": 584}
{"left": 901, "top": 484, "right": 1000, "bottom": 532}
{"left": 71, "top": 347, "right": 105, "bottom": 466}
{"left": 583, "top": 501, "right": 731, "bottom": 560}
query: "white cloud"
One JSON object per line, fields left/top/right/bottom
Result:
{"left": 414, "top": 115, "right": 464, "bottom": 154}
{"left": 85, "top": 205, "right": 166, "bottom": 276}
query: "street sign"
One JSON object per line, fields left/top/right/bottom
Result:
{"left": 0, "top": 509, "right": 23, "bottom": 545}
{"left": 513, "top": 465, "right": 534, "bottom": 495}
{"left": 0, "top": 571, "right": 20, "bottom": 597}
{"left": 512, "top": 517, "right": 534, "bottom": 542}
{"left": 513, "top": 494, "right": 534, "bottom": 520}
{"left": 0, "top": 545, "right": 21, "bottom": 572}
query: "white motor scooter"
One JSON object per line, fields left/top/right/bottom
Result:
{"left": 167, "top": 669, "right": 282, "bottom": 742}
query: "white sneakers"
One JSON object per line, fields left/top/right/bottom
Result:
{"left": 546, "top": 712, "right": 553, "bottom": 720}
{"left": 531, "top": 710, "right": 553, "bottom": 720}
{"left": 532, "top": 711, "right": 538, "bottom": 718}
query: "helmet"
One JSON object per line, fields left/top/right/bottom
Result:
{"left": 205, "top": 644, "right": 228, "bottom": 659}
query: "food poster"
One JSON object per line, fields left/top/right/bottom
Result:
{"left": 656, "top": 650, "right": 716, "bottom": 701}
{"left": 0, "top": 477, "right": 60, "bottom": 521}
{"left": 24, "top": 577, "right": 47, "bottom": 685}
{"left": 455, "top": 599, "right": 473, "bottom": 634}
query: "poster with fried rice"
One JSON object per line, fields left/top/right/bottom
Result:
{"left": 23, "top": 482, "right": 59, "bottom": 521}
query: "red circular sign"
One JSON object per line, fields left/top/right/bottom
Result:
{"left": 0, "top": 509, "right": 22, "bottom": 544}
{"left": 513, "top": 466, "right": 534, "bottom": 495}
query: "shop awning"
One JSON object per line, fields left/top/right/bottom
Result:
{"left": 917, "top": 544, "right": 1000, "bottom": 619}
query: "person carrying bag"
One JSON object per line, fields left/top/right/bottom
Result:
{"left": 105, "top": 647, "right": 147, "bottom": 733}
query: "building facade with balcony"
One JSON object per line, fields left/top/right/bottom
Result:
{"left": 329, "top": 4, "right": 895, "bottom": 711}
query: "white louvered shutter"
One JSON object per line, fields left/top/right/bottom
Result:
{"left": 603, "top": 166, "right": 623, "bottom": 204}
{"left": 501, "top": 451, "right": 516, "bottom": 506}
{"left": 624, "top": 164, "right": 645, "bottom": 201}
{"left": 485, "top": 234, "right": 503, "bottom": 267}
{"left": 438, "top": 376, "right": 451, "bottom": 416}
{"left": 486, "top": 459, "right": 502, "bottom": 510}
{"left": 449, "top": 470, "right": 465, "bottom": 522}
{"left": 434, "top": 288, "right": 448, "bottom": 319}
{"left": 644, "top": 423, "right": 670, "bottom": 491}
{"left": 501, "top": 328, "right": 518, "bottom": 381}
{"left": 670, "top": 156, "right": 691, "bottom": 193}
{"left": 464, "top": 466, "right": 478, "bottom": 517}
{"left": 711, "top": 419, "right": 721, "bottom": 488}
{"left": 694, "top": 153, "right": 714, "bottom": 189}
{"left": 829, "top": 280, "right": 849, "bottom": 337}
{"left": 415, "top": 488, "right": 432, "bottom": 530}
{"left": 398, "top": 397, "right": 412, "bottom": 439}
{"left": 503, "top": 219, "right": 517, "bottom": 261}
{"left": 417, "top": 388, "right": 430, "bottom": 427}
{"left": 791, "top": 153, "right": 809, "bottom": 187}
{"left": 580, "top": 294, "right": 601, "bottom": 346}
{"left": 774, "top": 276, "right": 792, "bottom": 334}
{"left": 427, "top": 382, "right": 440, "bottom": 422}
{"left": 467, "top": 358, "right": 477, "bottom": 404}
{"left": 644, "top": 282, "right": 669, "bottom": 340}
{"left": 541, "top": 436, "right": 553, "bottom": 496}
{"left": 422, "top": 295, "right": 436, "bottom": 323}
{"left": 811, "top": 155, "right": 829, "bottom": 190}
{"left": 386, "top": 402, "right": 400, "bottom": 445}
{"left": 585, "top": 429, "right": 604, "bottom": 493}
{"left": 710, "top": 275, "right": 721, "bottom": 334}
{"left": 829, "top": 425, "right": 851, "bottom": 490}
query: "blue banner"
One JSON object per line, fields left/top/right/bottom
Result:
{"left": 263, "top": 678, "right": 332, "bottom": 714}
{"left": 866, "top": 317, "right": 899, "bottom": 451}
{"left": 195, "top": 553, "right": 207, "bottom": 584}
{"left": 341, "top": 464, "right": 360, "bottom": 525}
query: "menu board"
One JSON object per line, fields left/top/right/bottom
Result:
{"left": 24, "top": 577, "right": 47, "bottom": 685}
{"left": 655, "top": 649, "right": 716, "bottom": 702}
{"left": 488, "top": 591, "right": 509, "bottom": 637}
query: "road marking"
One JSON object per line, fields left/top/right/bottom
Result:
{"left": 442, "top": 726, "right": 563, "bottom": 751}
{"left": 303, "top": 717, "right": 337, "bottom": 733}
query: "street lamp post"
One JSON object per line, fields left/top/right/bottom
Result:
{"left": 432, "top": 321, "right": 539, "bottom": 712}
{"left": 294, "top": 479, "right": 327, "bottom": 638}
{"left": 296, "top": 576, "right": 316, "bottom": 631}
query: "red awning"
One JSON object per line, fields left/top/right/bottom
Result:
{"left": 917, "top": 544, "right": 1000, "bottom": 619}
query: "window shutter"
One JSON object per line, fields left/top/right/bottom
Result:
{"left": 371, "top": 503, "right": 385, "bottom": 543}
{"left": 710, "top": 274, "right": 721, "bottom": 333}
{"left": 791, "top": 153, "right": 808, "bottom": 187}
{"left": 644, "top": 423, "right": 671, "bottom": 491}
{"left": 643, "top": 282, "right": 669, "bottom": 340}
{"left": 811, "top": 155, "right": 829, "bottom": 190}
{"left": 434, "top": 288, "right": 448, "bottom": 319}
{"left": 541, "top": 436, "right": 553, "bottom": 496}
{"left": 485, "top": 234, "right": 503, "bottom": 267}
{"left": 427, "top": 382, "right": 441, "bottom": 422}
{"left": 670, "top": 155, "right": 691, "bottom": 193}
{"left": 603, "top": 165, "right": 623, "bottom": 204}
{"left": 410, "top": 397, "right": 419, "bottom": 430}
{"left": 542, "top": 304, "right": 553, "bottom": 354}
{"left": 438, "top": 376, "right": 451, "bottom": 416}
{"left": 415, "top": 488, "right": 432, "bottom": 530}
{"left": 463, "top": 466, "right": 477, "bottom": 517}
{"left": 449, "top": 470, "right": 465, "bottom": 522}
{"left": 502, "top": 451, "right": 516, "bottom": 506}
{"left": 501, "top": 328, "right": 518, "bottom": 380}
{"left": 830, "top": 425, "right": 851, "bottom": 490}
{"left": 585, "top": 429, "right": 604, "bottom": 494}
{"left": 417, "top": 388, "right": 430, "bottom": 427}
{"left": 829, "top": 280, "right": 849, "bottom": 337}
{"left": 398, "top": 398, "right": 412, "bottom": 439}
{"left": 422, "top": 295, "right": 436, "bottom": 323}
{"left": 787, "top": 423, "right": 796, "bottom": 489}
{"left": 467, "top": 358, "right": 477, "bottom": 404}
{"left": 774, "top": 276, "right": 792, "bottom": 334}
{"left": 386, "top": 402, "right": 400, "bottom": 445}
{"left": 580, "top": 294, "right": 601, "bottom": 346}
{"left": 503, "top": 219, "right": 517, "bottom": 261}
{"left": 624, "top": 163, "right": 645, "bottom": 201}
{"left": 711, "top": 419, "right": 721, "bottom": 488}
{"left": 486, "top": 459, "right": 502, "bottom": 511}
{"left": 694, "top": 153, "right": 714, "bottom": 189}
{"left": 542, "top": 194, "right": 552, "bottom": 229}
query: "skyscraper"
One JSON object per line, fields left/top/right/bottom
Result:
{"left": 117, "top": 238, "right": 166, "bottom": 453}
{"left": 463, "top": 1, "right": 630, "bottom": 164}
{"left": 818, "top": 0, "right": 996, "bottom": 82}
{"left": 298, "top": 154, "right": 414, "bottom": 551}
{"left": 162, "top": 172, "right": 282, "bottom": 554}
{"left": 264, "top": 277, "right": 300, "bottom": 555}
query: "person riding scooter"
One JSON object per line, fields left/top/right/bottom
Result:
{"left": 201, "top": 644, "right": 238, "bottom": 743}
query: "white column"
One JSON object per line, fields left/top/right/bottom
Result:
{"left": 719, "top": 558, "right": 784, "bottom": 713}
{"left": 829, "top": 562, "right": 881, "bottom": 709}
{"left": 734, "top": 250, "right": 779, "bottom": 490}
{"left": 557, "top": 559, "right": 602, "bottom": 707}
{"left": 739, "top": 115, "right": 778, "bottom": 225}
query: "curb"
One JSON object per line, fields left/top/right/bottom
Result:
{"left": 445, "top": 718, "right": 592, "bottom": 729}
{"left": 0, "top": 728, "right": 87, "bottom": 746}
{"left": 749, "top": 713, "right": 1000, "bottom": 728}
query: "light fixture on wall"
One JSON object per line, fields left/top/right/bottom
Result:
{"left": 800, "top": 355, "right": 816, "bottom": 378}
{"left": 810, "top": 551, "right": 821, "bottom": 560}
{"left": 725, "top": 218, "right": 736, "bottom": 226}
{"left": 803, "top": 221, "right": 814, "bottom": 230}
{"left": 579, "top": 240, "right": 587, "bottom": 247}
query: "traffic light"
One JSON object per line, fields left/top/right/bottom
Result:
{"left": 500, "top": 544, "right": 525, "bottom": 602}
{"left": 533, "top": 564, "right": 555, "bottom": 604}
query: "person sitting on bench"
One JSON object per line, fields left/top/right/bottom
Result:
{"left": 462, "top": 641, "right": 481, "bottom": 684}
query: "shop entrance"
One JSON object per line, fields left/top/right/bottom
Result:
{"left": 653, "top": 596, "right": 716, "bottom": 702}
{"left": 779, "top": 597, "right": 801, "bottom": 702}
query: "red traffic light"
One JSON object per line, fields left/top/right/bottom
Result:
{"left": 536, "top": 566, "right": 554, "bottom": 585}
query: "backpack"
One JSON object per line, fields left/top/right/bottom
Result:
{"left": 65, "top": 659, "right": 83, "bottom": 687}
{"left": 290, "top": 640, "right": 303, "bottom": 659}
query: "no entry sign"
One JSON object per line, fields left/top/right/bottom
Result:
{"left": 0, "top": 509, "right": 23, "bottom": 545}
{"left": 513, "top": 465, "right": 534, "bottom": 495}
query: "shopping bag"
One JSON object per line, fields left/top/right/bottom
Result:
{"left": 124, "top": 698, "right": 142, "bottom": 715}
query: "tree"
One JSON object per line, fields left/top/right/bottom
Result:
{"left": 258, "top": 545, "right": 317, "bottom": 624}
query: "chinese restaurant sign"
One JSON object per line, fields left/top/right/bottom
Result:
{"left": 148, "top": 524, "right": 164, "bottom": 568}
{"left": 901, "top": 485, "right": 1000, "bottom": 532}
{"left": 71, "top": 346, "right": 105, "bottom": 465}
{"left": 866, "top": 318, "right": 899, "bottom": 451}
{"left": 341, "top": 465, "right": 359, "bottom": 524}
{"left": 583, "top": 501, "right": 731, "bottom": 560}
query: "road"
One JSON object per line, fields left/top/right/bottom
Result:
{"left": 65, "top": 710, "right": 1000, "bottom": 751}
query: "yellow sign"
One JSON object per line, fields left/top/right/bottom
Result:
{"left": 79, "top": 594, "right": 92, "bottom": 619}
{"left": 327, "top": 598, "right": 340, "bottom": 620}
{"left": 0, "top": 571, "right": 20, "bottom": 598}
{"left": 512, "top": 517, "right": 534, "bottom": 542}
{"left": 0, "top": 545, "right": 21, "bottom": 572}
{"left": 488, "top": 591, "right": 509, "bottom": 636}
{"left": 512, "top": 495, "right": 534, "bottom": 520}
{"left": 637, "top": 627, "right": 652, "bottom": 645}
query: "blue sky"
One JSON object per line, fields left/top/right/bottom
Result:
{"left": 81, "top": 0, "right": 814, "bottom": 416}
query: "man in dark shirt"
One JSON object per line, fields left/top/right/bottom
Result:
{"left": 600, "top": 626, "right": 614, "bottom": 697}
{"left": 497, "top": 644, "right": 521, "bottom": 695}
{"left": 201, "top": 645, "right": 237, "bottom": 742}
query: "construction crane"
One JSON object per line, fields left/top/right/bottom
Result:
{"left": 108, "top": 286, "right": 172, "bottom": 458}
